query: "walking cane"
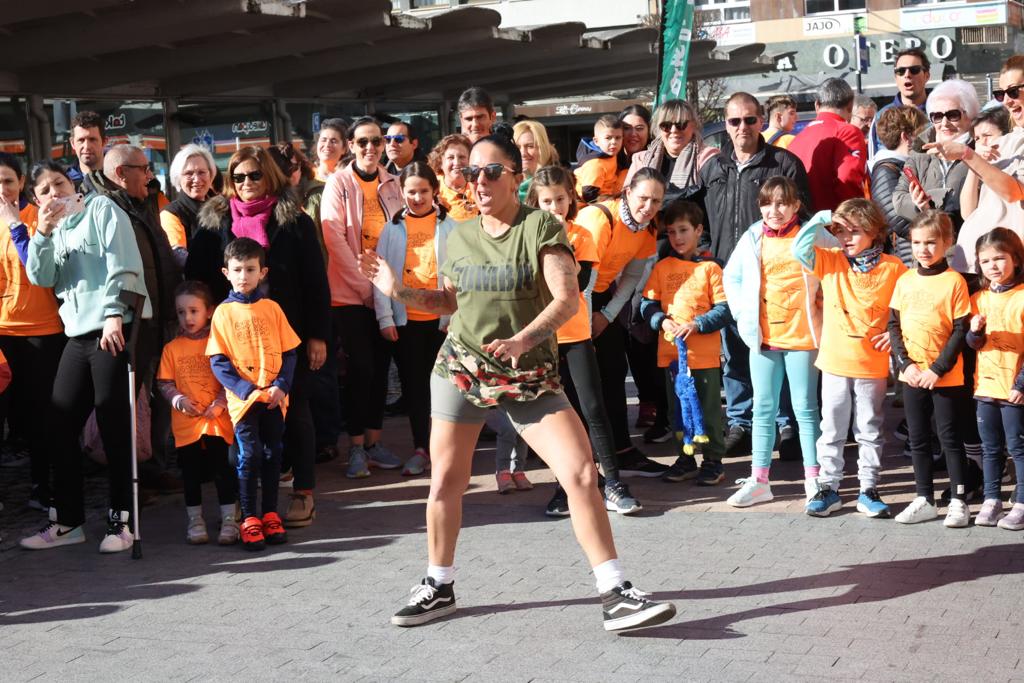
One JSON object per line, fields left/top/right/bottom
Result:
{"left": 119, "top": 289, "right": 147, "bottom": 560}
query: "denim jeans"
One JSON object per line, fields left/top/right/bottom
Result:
{"left": 976, "top": 399, "right": 1024, "bottom": 503}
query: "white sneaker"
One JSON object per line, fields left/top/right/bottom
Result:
{"left": 895, "top": 496, "right": 938, "bottom": 524}
{"left": 218, "top": 514, "right": 240, "bottom": 545}
{"left": 726, "top": 478, "right": 773, "bottom": 508}
{"left": 943, "top": 498, "right": 970, "bottom": 528}
{"left": 186, "top": 514, "right": 209, "bottom": 544}
{"left": 20, "top": 508, "right": 85, "bottom": 550}
{"left": 99, "top": 509, "right": 133, "bottom": 553}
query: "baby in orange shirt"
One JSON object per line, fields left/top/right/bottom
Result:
{"left": 574, "top": 115, "right": 626, "bottom": 203}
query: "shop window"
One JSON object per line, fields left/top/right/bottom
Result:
{"left": 805, "top": 0, "right": 866, "bottom": 13}
{"left": 694, "top": 0, "right": 750, "bottom": 24}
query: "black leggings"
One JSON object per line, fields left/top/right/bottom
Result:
{"left": 179, "top": 435, "right": 237, "bottom": 507}
{"left": 626, "top": 334, "right": 668, "bottom": 428}
{"left": 394, "top": 319, "right": 445, "bottom": 450}
{"left": 591, "top": 289, "right": 632, "bottom": 452}
{"left": 0, "top": 333, "right": 65, "bottom": 496}
{"left": 903, "top": 384, "right": 969, "bottom": 501}
{"left": 560, "top": 339, "right": 620, "bottom": 482}
{"left": 284, "top": 352, "right": 316, "bottom": 490}
{"left": 334, "top": 305, "right": 390, "bottom": 437}
{"left": 52, "top": 333, "right": 133, "bottom": 527}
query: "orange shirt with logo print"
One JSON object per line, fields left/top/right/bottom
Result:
{"left": 971, "top": 285, "right": 1024, "bottom": 400}
{"left": 643, "top": 257, "right": 726, "bottom": 369}
{"left": 0, "top": 204, "right": 62, "bottom": 336}
{"left": 358, "top": 175, "right": 386, "bottom": 252}
{"left": 437, "top": 176, "right": 477, "bottom": 221}
{"left": 811, "top": 248, "right": 906, "bottom": 378}
{"left": 576, "top": 200, "right": 656, "bottom": 293}
{"left": 157, "top": 335, "right": 235, "bottom": 447}
{"left": 557, "top": 220, "right": 600, "bottom": 344}
{"left": 401, "top": 212, "right": 440, "bottom": 322}
{"left": 760, "top": 235, "right": 815, "bottom": 350}
{"left": 890, "top": 269, "right": 970, "bottom": 388}
{"left": 206, "top": 297, "right": 302, "bottom": 424}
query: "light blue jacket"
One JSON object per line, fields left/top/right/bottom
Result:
{"left": 722, "top": 210, "right": 837, "bottom": 352}
{"left": 27, "top": 194, "right": 151, "bottom": 337}
{"left": 373, "top": 210, "right": 456, "bottom": 330}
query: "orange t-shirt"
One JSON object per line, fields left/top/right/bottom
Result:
{"left": 160, "top": 210, "right": 187, "bottom": 250}
{"left": 574, "top": 156, "right": 627, "bottom": 199}
{"left": 358, "top": 176, "right": 386, "bottom": 252}
{"left": 643, "top": 257, "right": 726, "bottom": 369}
{"left": 206, "top": 297, "right": 302, "bottom": 424}
{"left": 401, "top": 212, "right": 439, "bottom": 322}
{"left": 760, "top": 235, "right": 814, "bottom": 350}
{"left": 971, "top": 285, "right": 1024, "bottom": 400}
{"left": 576, "top": 201, "right": 656, "bottom": 293}
{"left": 890, "top": 269, "right": 970, "bottom": 388}
{"left": 0, "top": 206, "right": 63, "bottom": 337}
{"left": 557, "top": 220, "right": 600, "bottom": 344}
{"left": 812, "top": 249, "right": 906, "bottom": 379}
{"left": 437, "top": 176, "right": 477, "bottom": 221}
{"left": 157, "top": 335, "right": 235, "bottom": 448}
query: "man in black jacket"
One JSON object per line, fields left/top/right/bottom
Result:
{"left": 693, "top": 92, "right": 812, "bottom": 455}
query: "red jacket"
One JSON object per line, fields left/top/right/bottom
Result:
{"left": 787, "top": 111, "right": 867, "bottom": 212}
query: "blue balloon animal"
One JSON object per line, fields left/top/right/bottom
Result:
{"left": 668, "top": 334, "right": 709, "bottom": 455}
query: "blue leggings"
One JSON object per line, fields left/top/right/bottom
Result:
{"left": 750, "top": 349, "right": 820, "bottom": 469}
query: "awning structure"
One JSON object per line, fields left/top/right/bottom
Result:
{"left": 0, "top": 0, "right": 785, "bottom": 103}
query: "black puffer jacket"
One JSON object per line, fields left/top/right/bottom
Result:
{"left": 693, "top": 138, "right": 811, "bottom": 263}
{"left": 187, "top": 192, "right": 331, "bottom": 343}
{"left": 869, "top": 155, "right": 913, "bottom": 267}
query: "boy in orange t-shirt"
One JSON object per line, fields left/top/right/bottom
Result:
{"left": 793, "top": 199, "right": 906, "bottom": 519}
{"left": 574, "top": 115, "right": 627, "bottom": 203}
{"left": 207, "top": 238, "right": 301, "bottom": 551}
{"left": 157, "top": 280, "right": 237, "bottom": 545}
{"left": 641, "top": 201, "right": 730, "bottom": 485}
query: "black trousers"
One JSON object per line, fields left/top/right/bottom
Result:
{"left": 334, "top": 305, "right": 390, "bottom": 437}
{"left": 903, "top": 384, "right": 969, "bottom": 500}
{"left": 179, "top": 435, "right": 237, "bottom": 507}
{"left": 0, "top": 333, "right": 65, "bottom": 496}
{"left": 393, "top": 319, "right": 445, "bottom": 450}
{"left": 52, "top": 333, "right": 133, "bottom": 527}
{"left": 559, "top": 339, "right": 620, "bottom": 482}
{"left": 284, "top": 350, "right": 317, "bottom": 490}
{"left": 626, "top": 334, "right": 668, "bottom": 429}
{"left": 591, "top": 289, "right": 633, "bottom": 452}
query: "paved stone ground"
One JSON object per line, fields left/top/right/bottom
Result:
{"left": 1, "top": 391, "right": 1023, "bottom": 682}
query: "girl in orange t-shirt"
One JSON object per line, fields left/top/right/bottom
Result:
{"left": 889, "top": 211, "right": 972, "bottom": 527}
{"left": 524, "top": 166, "right": 640, "bottom": 515}
{"left": 156, "top": 281, "right": 238, "bottom": 545}
{"left": 966, "top": 228, "right": 1024, "bottom": 530}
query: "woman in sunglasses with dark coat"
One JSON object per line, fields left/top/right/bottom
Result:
{"left": 320, "top": 116, "right": 405, "bottom": 478}
{"left": 187, "top": 145, "right": 331, "bottom": 529}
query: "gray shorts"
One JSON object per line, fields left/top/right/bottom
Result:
{"left": 430, "top": 372, "right": 571, "bottom": 435}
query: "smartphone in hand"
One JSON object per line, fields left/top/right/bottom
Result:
{"left": 52, "top": 193, "right": 86, "bottom": 217}
{"left": 902, "top": 166, "right": 926, "bottom": 195}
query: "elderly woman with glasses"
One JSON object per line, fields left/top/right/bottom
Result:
{"left": 161, "top": 143, "right": 218, "bottom": 267}
{"left": 625, "top": 99, "right": 718, "bottom": 199}
{"left": 320, "top": 116, "right": 405, "bottom": 478}
{"left": 187, "top": 145, "right": 330, "bottom": 530}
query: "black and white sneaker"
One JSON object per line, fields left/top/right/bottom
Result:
{"left": 391, "top": 577, "right": 456, "bottom": 627}
{"left": 604, "top": 481, "right": 642, "bottom": 515}
{"left": 601, "top": 581, "right": 676, "bottom": 631}
{"left": 618, "top": 449, "right": 669, "bottom": 478}
{"left": 545, "top": 486, "right": 571, "bottom": 517}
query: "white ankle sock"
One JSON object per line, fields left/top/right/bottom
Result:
{"left": 593, "top": 558, "right": 625, "bottom": 593}
{"left": 427, "top": 564, "right": 455, "bottom": 585}
{"left": 186, "top": 505, "right": 203, "bottom": 520}
{"left": 220, "top": 503, "right": 236, "bottom": 520}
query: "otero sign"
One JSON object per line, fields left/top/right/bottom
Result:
{"left": 819, "top": 34, "right": 954, "bottom": 70}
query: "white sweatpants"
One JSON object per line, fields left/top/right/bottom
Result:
{"left": 816, "top": 372, "right": 887, "bottom": 491}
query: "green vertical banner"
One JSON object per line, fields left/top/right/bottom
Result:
{"left": 657, "top": 0, "right": 695, "bottom": 104}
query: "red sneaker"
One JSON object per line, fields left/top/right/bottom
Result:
{"left": 261, "top": 512, "right": 288, "bottom": 545}
{"left": 240, "top": 516, "right": 265, "bottom": 551}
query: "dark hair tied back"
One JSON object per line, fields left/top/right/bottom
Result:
{"left": 472, "top": 122, "right": 523, "bottom": 174}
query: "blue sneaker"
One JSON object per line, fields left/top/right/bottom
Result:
{"left": 366, "top": 443, "right": 403, "bottom": 470}
{"left": 805, "top": 485, "right": 842, "bottom": 517}
{"left": 856, "top": 488, "right": 891, "bottom": 518}
{"left": 346, "top": 446, "right": 370, "bottom": 479}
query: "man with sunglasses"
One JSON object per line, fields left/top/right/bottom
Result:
{"left": 383, "top": 120, "right": 425, "bottom": 176}
{"left": 788, "top": 78, "right": 868, "bottom": 212}
{"left": 869, "top": 48, "right": 931, "bottom": 155}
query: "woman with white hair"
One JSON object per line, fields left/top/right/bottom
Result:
{"left": 892, "top": 78, "right": 980, "bottom": 229}
{"left": 161, "top": 143, "right": 218, "bottom": 267}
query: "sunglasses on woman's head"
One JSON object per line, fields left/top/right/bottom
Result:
{"left": 460, "top": 163, "right": 515, "bottom": 182}
{"left": 929, "top": 109, "right": 962, "bottom": 124}
{"left": 231, "top": 170, "right": 263, "bottom": 184}
{"left": 658, "top": 120, "right": 690, "bottom": 133}
{"left": 993, "top": 84, "right": 1024, "bottom": 102}
{"left": 726, "top": 116, "right": 759, "bottom": 128}
{"left": 355, "top": 136, "right": 383, "bottom": 148}
{"left": 383, "top": 135, "right": 407, "bottom": 144}
{"left": 895, "top": 65, "right": 925, "bottom": 77}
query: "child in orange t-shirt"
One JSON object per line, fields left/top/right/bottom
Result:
{"left": 207, "top": 238, "right": 301, "bottom": 551}
{"left": 966, "top": 228, "right": 1024, "bottom": 530}
{"left": 157, "top": 281, "right": 238, "bottom": 546}
{"left": 889, "top": 211, "right": 972, "bottom": 527}
{"left": 574, "top": 115, "right": 627, "bottom": 203}
{"left": 792, "top": 199, "right": 906, "bottom": 519}
{"left": 641, "top": 200, "right": 730, "bottom": 486}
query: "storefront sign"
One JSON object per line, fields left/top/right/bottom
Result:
{"left": 105, "top": 113, "right": 127, "bottom": 131}
{"left": 699, "top": 22, "right": 756, "bottom": 46}
{"left": 803, "top": 15, "right": 853, "bottom": 37}
{"left": 900, "top": 1, "right": 1006, "bottom": 31}
{"left": 819, "top": 34, "right": 955, "bottom": 71}
{"left": 230, "top": 120, "right": 269, "bottom": 136}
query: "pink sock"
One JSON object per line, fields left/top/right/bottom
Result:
{"left": 804, "top": 466, "right": 820, "bottom": 480}
{"left": 752, "top": 466, "right": 770, "bottom": 484}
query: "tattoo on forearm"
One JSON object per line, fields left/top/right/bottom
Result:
{"left": 396, "top": 286, "right": 455, "bottom": 314}
{"left": 516, "top": 247, "right": 579, "bottom": 351}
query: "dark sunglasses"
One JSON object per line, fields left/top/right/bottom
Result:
{"left": 383, "top": 134, "right": 407, "bottom": 144}
{"left": 929, "top": 109, "right": 962, "bottom": 124}
{"left": 658, "top": 120, "right": 690, "bottom": 133}
{"left": 726, "top": 116, "right": 759, "bottom": 128}
{"left": 460, "top": 163, "right": 515, "bottom": 182}
{"left": 355, "top": 136, "right": 383, "bottom": 148}
{"left": 895, "top": 65, "right": 925, "bottom": 77}
{"left": 993, "top": 84, "right": 1024, "bottom": 102}
{"left": 231, "top": 170, "right": 264, "bottom": 184}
